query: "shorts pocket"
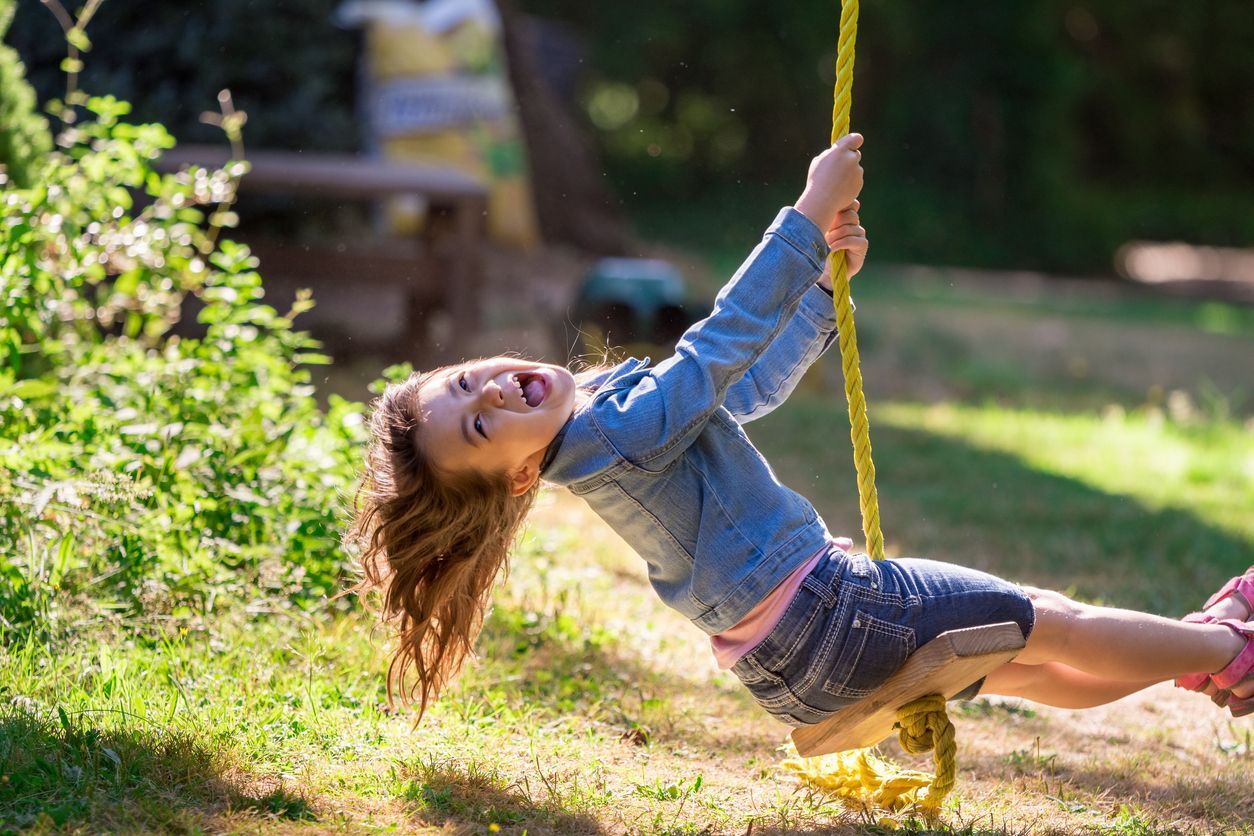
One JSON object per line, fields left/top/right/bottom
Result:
{"left": 820, "top": 608, "right": 915, "bottom": 699}
{"left": 730, "top": 655, "right": 811, "bottom": 727}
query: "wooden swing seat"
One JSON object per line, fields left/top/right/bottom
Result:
{"left": 791, "top": 621, "right": 1026, "bottom": 756}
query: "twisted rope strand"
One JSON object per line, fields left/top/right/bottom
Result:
{"left": 786, "top": 1, "right": 958, "bottom": 818}
{"left": 825, "top": 0, "right": 884, "bottom": 562}
{"left": 895, "top": 694, "right": 958, "bottom": 812}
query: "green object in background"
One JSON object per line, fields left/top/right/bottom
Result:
{"left": 570, "top": 258, "right": 694, "bottom": 352}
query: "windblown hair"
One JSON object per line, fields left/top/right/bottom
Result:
{"left": 344, "top": 367, "right": 538, "bottom": 721}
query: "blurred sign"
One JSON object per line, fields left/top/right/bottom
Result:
{"left": 338, "top": 0, "right": 540, "bottom": 249}
{"left": 372, "top": 76, "right": 507, "bottom": 134}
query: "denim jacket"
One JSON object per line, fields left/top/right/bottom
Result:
{"left": 540, "top": 207, "right": 839, "bottom": 634}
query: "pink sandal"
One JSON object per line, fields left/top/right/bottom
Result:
{"left": 1202, "top": 565, "right": 1254, "bottom": 616}
{"left": 1174, "top": 567, "right": 1254, "bottom": 695}
{"left": 1209, "top": 619, "right": 1254, "bottom": 718}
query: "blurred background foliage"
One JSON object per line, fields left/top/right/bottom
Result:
{"left": 9, "top": 0, "right": 1252, "bottom": 274}
{"left": 12, "top": 0, "right": 1254, "bottom": 273}
{"left": 527, "top": 0, "right": 1254, "bottom": 272}
{"left": 0, "top": 0, "right": 49, "bottom": 187}
{"left": 7, "top": 0, "right": 360, "bottom": 153}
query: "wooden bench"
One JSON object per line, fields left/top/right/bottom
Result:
{"left": 154, "top": 145, "right": 489, "bottom": 360}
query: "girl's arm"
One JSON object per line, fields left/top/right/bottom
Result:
{"left": 590, "top": 206, "right": 830, "bottom": 470}
{"left": 589, "top": 138, "right": 863, "bottom": 472}
{"left": 723, "top": 203, "right": 866, "bottom": 423}
{"left": 721, "top": 283, "right": 838, "bottom": 423}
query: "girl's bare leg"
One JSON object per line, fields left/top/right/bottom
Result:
{"left": 1015, "top": 587, "right": 1246, "bottom": 690}
{"left": 981, "top": 661, "right": 1160, "bottom": 709}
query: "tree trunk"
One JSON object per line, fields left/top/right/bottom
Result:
{"left": 495, "top": 0, "right": 631, "bottom": 254}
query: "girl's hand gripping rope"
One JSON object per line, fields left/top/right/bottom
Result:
{"left": 817, "top": 200, "right": 868, "bottom": 290}
{"left": 793, "top": 132, "right": 864, "bottom": 233}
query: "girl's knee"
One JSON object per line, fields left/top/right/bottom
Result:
{"left": 1021, "top": 586, "right": 1085, "bottom": 662}
{"left": 1024, "top": 586, "right": 1085, "bottom": 618}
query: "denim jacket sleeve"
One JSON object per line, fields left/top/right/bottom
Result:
{"left": 722, "top": 284, "right": 839, "bottom": 423}
{"left": 591, "top": 206, "right": 828, "bottom": 470}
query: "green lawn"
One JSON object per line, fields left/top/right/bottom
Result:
{"left": 3, "top": 268, "right": 1253, "bottom": 833}
{"left": 756, "top": 398, "right": 1252, "bottom": 613}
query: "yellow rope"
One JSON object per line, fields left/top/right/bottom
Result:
{"left": 826, "top": 0, "right": 883, "bottom": 563}
{"left": 781, "top": 696, "right": 957, "bottom": 823}
{"left": 895, "top": 694, "right": 958, "bottom": 812}
{"left": 785, "top": 1, "right": 958, "bottom": 820}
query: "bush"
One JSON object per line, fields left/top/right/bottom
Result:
{"left": 0, "top": 86, "right": 369, "bottom": 636}
{"left": 0, "top": 0, "right": 51, "bottom": 187}
{"left": 7, "top": 0, "right": 359, "bottom": 153}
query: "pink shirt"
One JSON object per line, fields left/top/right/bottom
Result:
{"left": 710, "top": 537, "right": 855, "bottom": 669}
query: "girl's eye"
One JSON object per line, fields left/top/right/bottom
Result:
{"left": 458, "top": 374, "right": 470, "bottom": 392}
{"left": 474, "top": 415, "right": 488, "bottom": 439}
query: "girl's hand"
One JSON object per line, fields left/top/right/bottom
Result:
{"left": 794, "top": 133, "right": 864, "bottom": 232}
{"left": 817, "top": 200, "right": 868, "bottom": 290}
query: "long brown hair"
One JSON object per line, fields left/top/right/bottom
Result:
{"left": 344, "top": 367, "right": 538, "bottom": 721}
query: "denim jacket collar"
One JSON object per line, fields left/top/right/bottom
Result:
{"left": 540, "top": 356, "right": 652, "bottom": 481}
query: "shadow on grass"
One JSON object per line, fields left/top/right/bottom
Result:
{"left": 754, "top": 400, "right": 1252, "bottom": 615}
{"left": 463, "top": 408, "right": 1253, "bottom": 760}
{"left": 397, "top": 756, "right": 603, "bottom": 834}
{"left": 751, "top": 823, "right": 1022, "bottom": 836}
{"left": 964, "top": 750, "right": 1253, "bottom": 832}
{"left": 0, "top": 707, "right": 314, "bottom": 832}
{"left": 466, "top": 598, "right": 789, "bottom": 760}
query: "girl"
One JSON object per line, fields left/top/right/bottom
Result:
{"left": 347, "top": 133, "right": 1254, "bottom": 727}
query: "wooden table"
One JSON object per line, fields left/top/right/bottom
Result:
{"left": 154, "top": 145, "right": 490, "bottom": 360}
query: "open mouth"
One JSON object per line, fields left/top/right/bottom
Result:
{"left": 515, "top": 372, "right": 548, "bottom": 408}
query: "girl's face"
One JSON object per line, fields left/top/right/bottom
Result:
{"left": 416, "top": 357, "right": 577, "bottom": 494}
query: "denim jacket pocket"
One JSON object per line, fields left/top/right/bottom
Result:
{"left": 820, "top": 608, "right": 915, "bottom": 699}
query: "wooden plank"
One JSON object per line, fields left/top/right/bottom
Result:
{"left": 154, "top": 145, "right": 488, "bottom": 202}
{"left": 240, "top": 237, "right": 435, "bottom": 289}
{"left": 151, "top": 146, "right": 490, "bottom": 360}
{"left": 791, "top": 622, "right": 1026, "bottom": 757}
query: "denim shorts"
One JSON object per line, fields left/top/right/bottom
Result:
{"left": 729, "top": 548, "right": 1036, "bottom": 727}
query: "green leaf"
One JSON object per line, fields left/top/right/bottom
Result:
{"left": 9, "top": 379, "right": 58, "bottom": 400}
{"left": 66, "top": 26, "right": 92, "bottom": 52}
{"left": 51, "top": 534, "right": 75, "bottom": 588}
{"left": 113, "top": 268, "right": 142, "bottom": 297}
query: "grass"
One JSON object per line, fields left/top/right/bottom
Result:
{"left": 753, "top": 397, "right": 1253, "bottom": 614}
{"left": 4, "top": 266, "right": 1254, "bottom": 832}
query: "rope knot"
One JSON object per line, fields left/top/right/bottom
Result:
{"left": 896, "top": 693, "right": 948, "bottom": 753}
{"left": 895, "top": 694, "right": 957, "bottom": 812}
{"left": 782, "top": 694, "right": 958, "bottom": 819}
